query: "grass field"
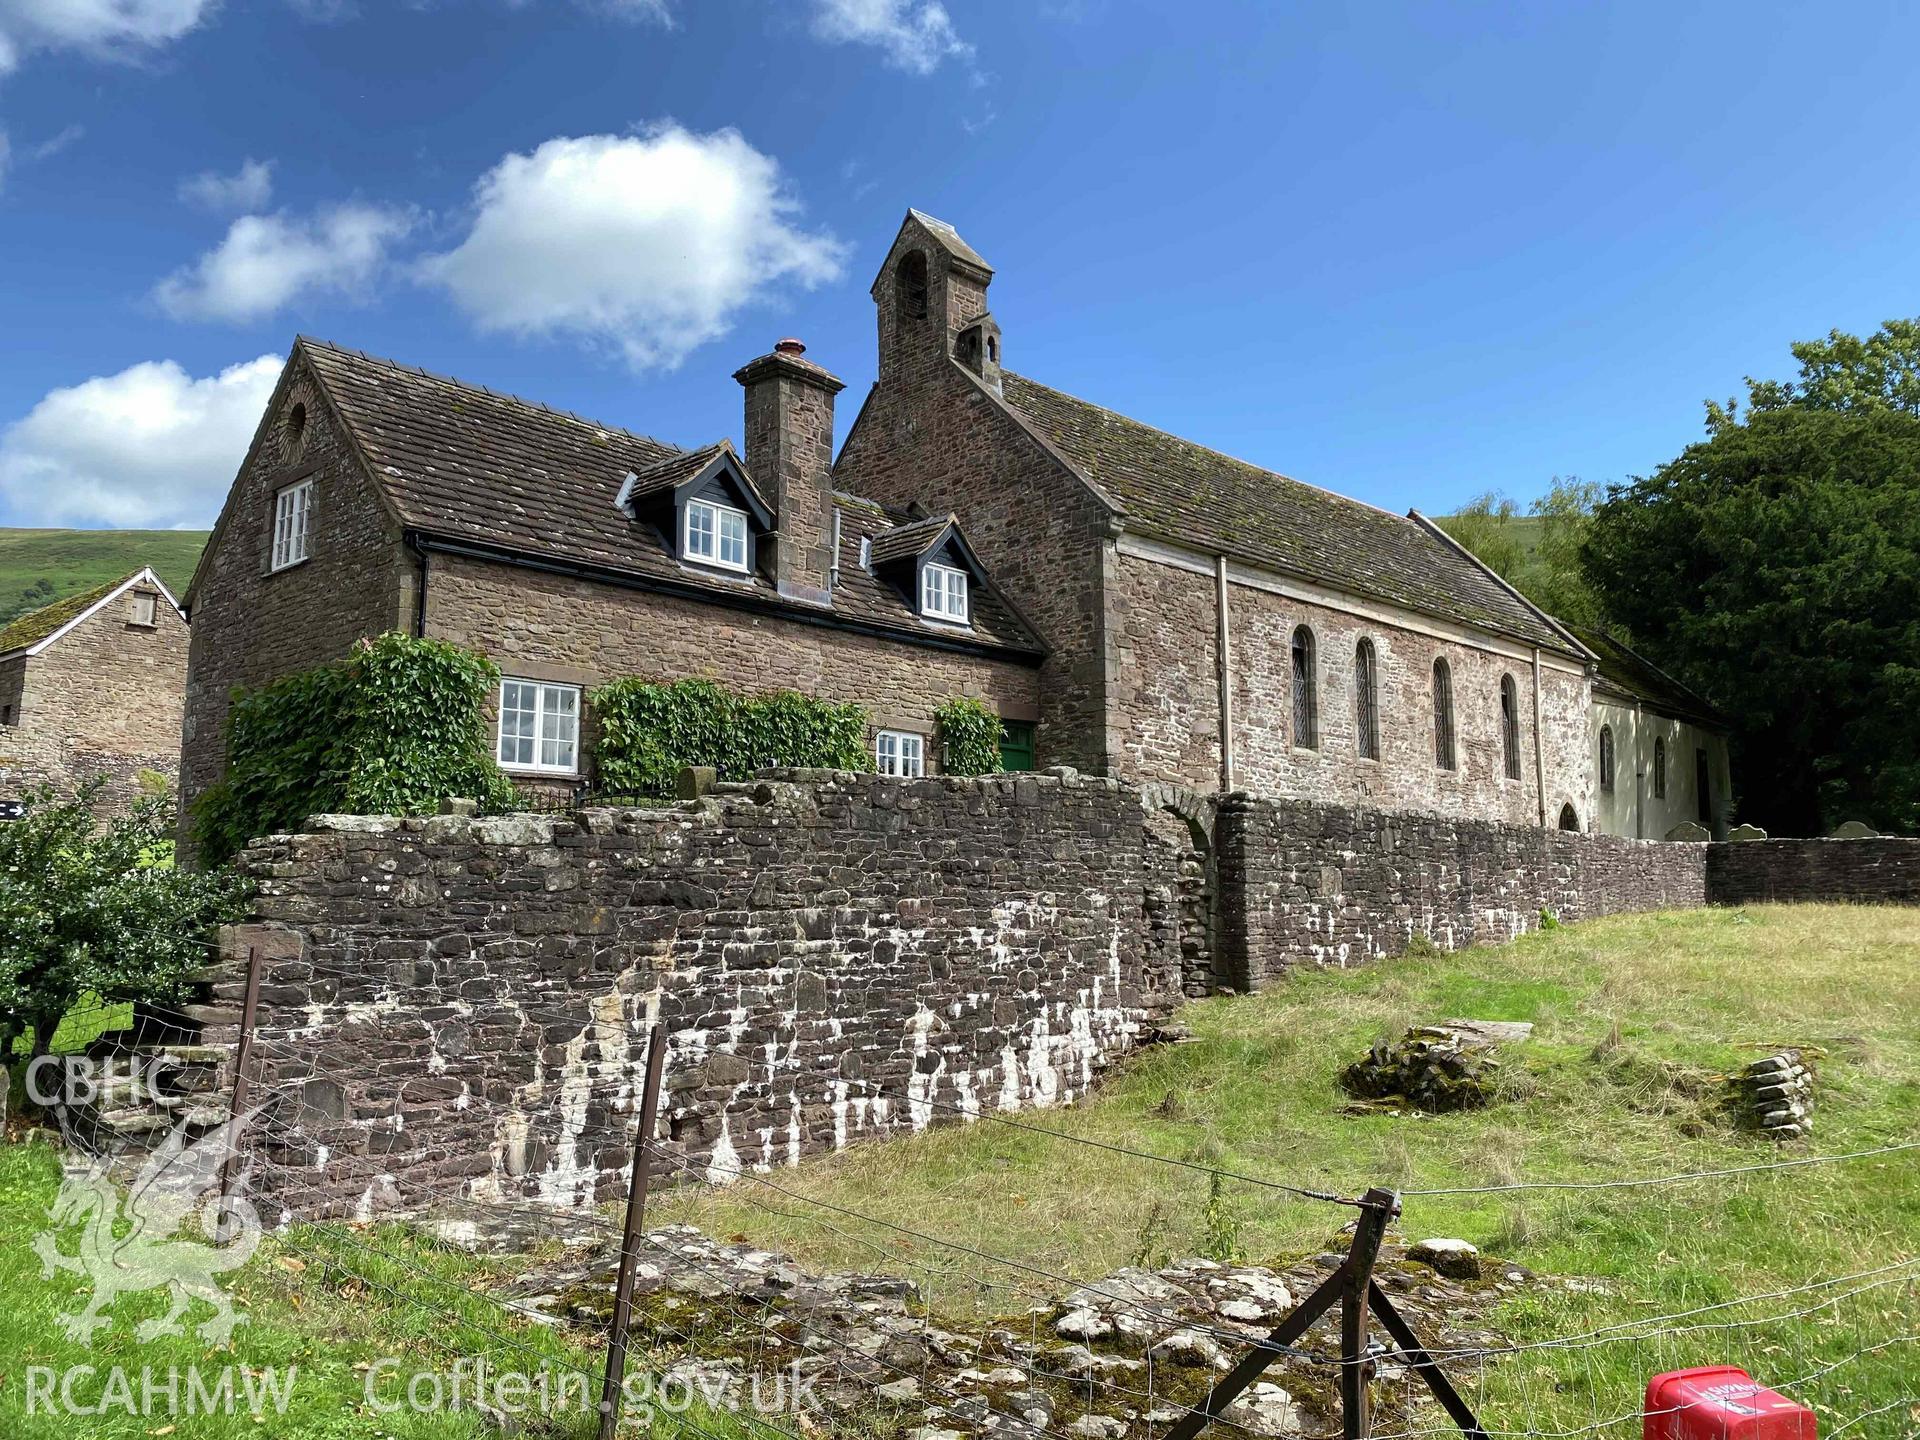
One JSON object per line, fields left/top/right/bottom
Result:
{"left": 1, "top": 904, "right": 1915, "bottom": 1437}
{"left": 0, "top": 528, "right": 210, "bottom": 626}
{"left": 658, "top": 904, "right": 1920, "bottom": 1436}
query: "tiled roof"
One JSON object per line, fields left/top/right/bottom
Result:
{"left": 618, "top": 443, "right": 732, "bottom": 507}
{"left": 867, "top": 514, "right": 953, "bottom": 567}
{"left": 907, "top": 209, "right": 993, "bottom": 276}
{"left": 0, "top": 575, "right": 123, "bottom": 655}
{"left": 299, "top": 340, "right": 1042, "bottom": 657}
{"left": 999, "top": 372, "right": 1576, "bottom": 653}
{"left": 1572, "top": 626, "right": 1727, "bottom": 728}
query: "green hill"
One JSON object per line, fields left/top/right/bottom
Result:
{"left": 0, "top": 528, "right": 210, "bottom": 628}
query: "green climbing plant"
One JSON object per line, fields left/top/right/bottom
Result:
{"left": 934, "top": 696, "right": 1004, "bottom": 777}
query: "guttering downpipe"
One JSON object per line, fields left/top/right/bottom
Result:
{"left": 410, "top": 534, "right": 431, "bottom": 639}
{"left": 1531, "top": 647, "right": 1548, "bottom": 828}
{"left": 1216, "top": 553, "right": 1236, "bottom": 793}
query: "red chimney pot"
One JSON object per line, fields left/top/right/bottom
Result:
{"left": 775, "top": 338, "right": 806, "bottom": 356}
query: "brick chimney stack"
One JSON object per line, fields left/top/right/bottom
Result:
{"left": 733, "top": 339, "right": 846, "bottom": 606}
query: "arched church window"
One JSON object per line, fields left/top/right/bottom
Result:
{"left": 1600, "top": 725, "right": 1616, "bottom": 792}
{"left": 1291, "top": 625, "right": 1318, "bottom": 749}
{"left": 1432, "top": 658, "right": 1456, "bottom": 771}
{"left": 1500, "top": 674, "right": 1522, "bottom": 780}
{"left": 1354, "top": 639, "right": 1379, "bottom": 760}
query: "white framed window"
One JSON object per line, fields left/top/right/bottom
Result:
{"left": 128, "top": 592, "right": 158, "bottom": 627}
{"left": 496, "top": 679, "right": 580, "bottom": 774}
{"left": 683, "top": 498, "right": 749, "bottom": 572}
{"left": 271, "top": 480, "right": 313, "bottom": 572}
{"left": 920, "top": 562, "right": 969, "bottom": 623}
{"left": 875, "top": 730, "right": 925, "bottom": 778}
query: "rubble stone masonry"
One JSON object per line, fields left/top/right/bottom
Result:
{"left": 1214, "top": 795, "right": 1709, "bottom": 991}
{"left": 1706, "top": 837, "right": 1920, "bottom": 905}
{"left": 233, "top": 769, "right": 1183, "bottom": 1220}
{"left": 0, "top": 582, "right": 188, "bottom": 815}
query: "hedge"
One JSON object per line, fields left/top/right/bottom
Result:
{"left": 193, "top": 632, "right": 516, "bottom": 865}
{"left": 591, "top": 678, "right": 868, "bottom": 796}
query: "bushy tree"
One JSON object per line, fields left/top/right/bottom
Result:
{"left": 1438, "top": 480, "right": 1602, "bottom": 628}
{"left": 1437, "top": 492, "right": 1525, "bottom": 584}
{"left": 0, "top": 783, "right": 251, "bottom": 1063}
{"left": 1583, "top": 406, "right": 1920, "bottom": 835}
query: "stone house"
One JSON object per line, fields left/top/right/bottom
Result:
{"left": 183, "top": 209, "right": 1692, "bottom": 836}
{"left": 0, "top": 567, "right": 188, "bottom": 816}
{"left": 179, "top": 332, "right": 1047, "bottom": 828}
{"left": 1575, "top": 627, "right": 1732, "bottom": 840}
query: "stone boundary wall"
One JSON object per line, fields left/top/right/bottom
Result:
{"left": 1214, "top": 796, "right": 1709, "bottom": 991}
{"left": 1706, "top": 837, "right": 1920, "bottom": 906}
{"left": 233, "top": 769, "right": 1183, "bottom": 1221}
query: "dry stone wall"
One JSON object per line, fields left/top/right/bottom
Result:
{"left": 234, "top": 769, "right": 1184, "bottom": 1221}
{"left": 1706, "top": 837, "right": 1920, "bottom": 905}
{"left": 1214, "top": 795, "right": 1708, "bottom": 990}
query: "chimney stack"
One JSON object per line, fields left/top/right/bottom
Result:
{"left": 733, "top": 338, "right": 846, "bottom": 606}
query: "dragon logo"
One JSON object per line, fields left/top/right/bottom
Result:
{"left": 34, "top": 1110, "right": 265, "bottom": 1345}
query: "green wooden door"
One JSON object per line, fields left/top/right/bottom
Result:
{"left": 999, "top": 721, "right": 1036, "bottom": 772}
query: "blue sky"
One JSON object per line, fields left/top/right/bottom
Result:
{"left": 1, "top": 0, "right": 1916, "bottom": 530}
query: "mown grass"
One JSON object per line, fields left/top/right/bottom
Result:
{"left": 656, "top": 904, "right": 1920, "bottom": 1436}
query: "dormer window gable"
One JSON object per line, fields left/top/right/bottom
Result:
{"left": 617, "top": 443, "right": 775, "bottom": 579}
{"left": 867, "top": 515, "right": 990, "bottom": 629}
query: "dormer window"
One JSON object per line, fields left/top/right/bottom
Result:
{"left": 921, "top": 562, "right": 969, "bottom": 623}
{"left": 684, "top": 497, "right": 749, "bottom": 573}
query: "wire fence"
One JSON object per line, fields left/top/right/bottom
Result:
{"left": 21, "top": 941, "right": 1920, "bottom": 1440}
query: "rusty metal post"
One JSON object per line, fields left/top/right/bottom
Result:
{"left": 1340, "top": 1188, "right": 1398, "bottom": 1440}
{"left": 597, "top": 1020, "right": 670, "bottom": 1440}
{"left": 215, "top": 944, "right": 264, "bottom": 1238}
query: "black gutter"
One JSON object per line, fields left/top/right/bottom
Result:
{"left": 405, "top": 530, "right": 1047, "bottom": 666}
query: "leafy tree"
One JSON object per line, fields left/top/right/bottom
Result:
{"left": 1436, "top": 492, "right": 1525, "bottom": 584}
{"left": 1524, "top": 477, "right": 1604, "bottom": 629}
{"left": 935, "top": 697, "right": 1005, "bottom": 776}
{"left": 1438, "top": 482, "right": 1602, "bottom": 627}
{"left": 1583, "top": 406, "right": 1920, "bottom": 835}
{"left": 0, "top": 783, "right": 251, "bottom": 1064}
{"left": 1710, "top": 318, "right": 1920, "bottom": 429}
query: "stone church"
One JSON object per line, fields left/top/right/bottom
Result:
{"left": 180, "top": 210, "right": 1718, "bottom": 835}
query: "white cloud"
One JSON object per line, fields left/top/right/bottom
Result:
{"left": 0, "top": 0, "right": 217, "bottom": 73}
{"left": 178, "top": 156, "right": 273, "bottom": 212}
{"left": 29, "top": 121, "right": 82, "bottom": 158}
{"left": 154, "top": 202, "right": 413, "bottom": 323}
{"left": 420, "top": 123, "right": 846, "bottom": 371}
{"left": 808, "top": 0, "right": 970, "bottom": 74}
{"left": 0, "top": 354, "right": 281, "bottom": 527}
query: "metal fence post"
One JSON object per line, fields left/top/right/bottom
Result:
{"left": 597, "top": 1020, "right": 670, "bottom": 1440}
{"left": 215, "top": 944, "right": 263, "bottom": 1240}
{"left": 1340, "top": 1188, "right": 1398, "bottom": 1440}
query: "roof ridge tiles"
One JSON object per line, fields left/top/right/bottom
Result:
{"left": 296, "top": 335, "right": 683, "bottom": 454}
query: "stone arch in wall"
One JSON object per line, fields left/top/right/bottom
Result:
{"left": 1139, "top": 783, "right": 1218, "bottom": 1002}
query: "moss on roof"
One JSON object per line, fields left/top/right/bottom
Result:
{"left": 0, "top": 572, "right": 129, "bottom": 656}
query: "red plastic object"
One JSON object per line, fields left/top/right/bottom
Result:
{"left": 1644, "top": 1367, "right": 1818, "bottom": 1440}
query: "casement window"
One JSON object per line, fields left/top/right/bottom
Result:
{"left": 129, "top": 592, "right": 158, "bottom": 628}
{"left": 1432, "top": 658, "right": 1457, "bottom": 771}
{"left": 683, "top": 498, "right": 749, "bottom": 572}
{"left": 1290, "top": 625, "right": 1318, "bottom": 749}
{"left": 875, "top": 729, "right": 925, "bottom": 778}
{"left": 271, "top": 479, "right": 313, "bottom": 571}
{"left": 1500, "top": 674, "right": 1522, "bottom": 781}
{"left": 1354, "top": 639, "right": 1380, "bottom": 761}
{"left": 920, "top": 563, "right": 969, "bottom": 623}
{"left": 496, "top": 679, "right": 580, "bottom": 774}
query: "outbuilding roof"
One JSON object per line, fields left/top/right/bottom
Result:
{"left": 1572, "top": 626, "right": 1728, "bottom": 729}
{"left": 0, "top": 567, "right": 179, "bottom": 660}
